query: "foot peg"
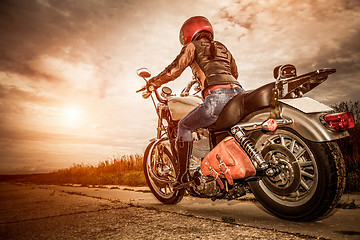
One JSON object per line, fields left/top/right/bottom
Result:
{"left": 172, "top": 180, "right": 195, "bottom": 191}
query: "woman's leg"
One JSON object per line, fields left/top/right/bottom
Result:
{"left": 174, "top": 87, "right": 244, "bottom": 188}
{"left": 177, "top": 87, "right": 244, "bottom": 141}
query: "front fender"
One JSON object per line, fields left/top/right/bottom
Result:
{"left": 241, "top": 98, "right": 349, "bottom": 142}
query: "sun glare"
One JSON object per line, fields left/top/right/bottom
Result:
{"left": 63, "top": 108, "right": 82, "bottom": 124}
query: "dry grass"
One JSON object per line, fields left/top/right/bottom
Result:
{"left": 336, "top": 125, "right": 360, "bottom": 192}
{"left": 332, "top": 100, "right": 360, "bottom": 192}
{"left": 25, "top": 154, "right": 147, "bottom": 187}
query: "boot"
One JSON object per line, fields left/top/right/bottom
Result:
{"left": 173, "top": 140, "right": 193, "bottom": 189}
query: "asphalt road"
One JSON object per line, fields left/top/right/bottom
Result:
{"left": 1, "top": 182, "right": 359, "bottom": 240}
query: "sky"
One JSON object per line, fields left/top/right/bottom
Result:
{"left": 0, "top": 0, "right": 359, "bottom": 174}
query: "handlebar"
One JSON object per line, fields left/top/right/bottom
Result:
{"left": 136, "top": 67, "right": 201, "bottom": 104}
{"left": 180, "top": 79, "right": 199, "bottom": 97}
{"left": 136, "top": 84, "right": 167, "bottom": 104}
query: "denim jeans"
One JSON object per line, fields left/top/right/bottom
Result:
{"left": 177, "top": 86, "right": 244, "bottom": 142}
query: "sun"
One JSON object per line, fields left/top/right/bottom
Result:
{"left": 63, "top": 108, "right": 82, "bottom": 124}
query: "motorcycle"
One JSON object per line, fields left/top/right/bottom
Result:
{"left": 136, "top": 64, "right": 355, "bottom": 221}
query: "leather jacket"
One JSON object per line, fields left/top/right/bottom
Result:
{"left": 148, "top": 38, "right": 240, "bottom": 93}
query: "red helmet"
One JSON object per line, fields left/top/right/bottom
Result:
{"left": 179, "top": 16, "right": 214, "bottom": 45}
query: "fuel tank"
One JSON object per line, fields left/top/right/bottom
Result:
{"left": 167, "top": 96, "right": 203, "bottom": 121}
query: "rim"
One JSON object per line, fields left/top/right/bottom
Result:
{"left": 255, "top": 129, "right": 319, "bottom": 206}
{"left": 147, "top": 141, "right": 177, "bottom": 199}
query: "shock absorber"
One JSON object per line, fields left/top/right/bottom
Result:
{"left": 231, "top": 126, "right": 269, "bottom": 171}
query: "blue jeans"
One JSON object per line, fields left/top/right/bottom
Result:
{"left": 177, "top": 86, "right": 244, "bottom": 142}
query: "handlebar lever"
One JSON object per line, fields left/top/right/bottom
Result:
{"left": 136, "top": 86, "right": 147, "bottom": 93}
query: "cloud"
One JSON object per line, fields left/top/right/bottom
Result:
{"left": 214, "top": 0, "right": 360, "bottom": 95}
{"left": 0, "top": 0, "right": 134, "bottom": 95}
{"left": 0, "top": 83, "right": 53, "bottom": 104}
{"left": 0, "top": 84, "right": 58, "bottom": 135}
{"left": 0, "top": 0, "right": 67, "bottom": 81}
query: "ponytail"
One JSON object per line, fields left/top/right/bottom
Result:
{"left": 210, "top": 41, "right": 217, "bottom": 59}
{"left": 193, "top": 31, "right": 216, "bottom": 59}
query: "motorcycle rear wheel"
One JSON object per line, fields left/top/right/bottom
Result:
{"left": 143, "top": 139, "right": 185, "bottom": 204}
{"left": 249, "top": 128, "right": 346, "bottom": 221}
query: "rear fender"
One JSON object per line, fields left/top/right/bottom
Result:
{"left": 241, "top": 98, "right": 349, "bottom": 142}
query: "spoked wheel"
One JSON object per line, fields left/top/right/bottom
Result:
{"left": 249, "top": 128, "right": 346, "bottom": 221}
{"left": 143, "top": 139, "right": 185, "bottom": 204}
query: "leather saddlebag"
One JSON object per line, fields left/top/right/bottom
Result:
{"left": 200, "top": 137, "right": 256, "bottom": 189}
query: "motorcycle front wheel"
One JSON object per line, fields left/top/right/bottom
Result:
{"left": 143, "top": 139, "right": 185, "bottom": 204}
{"left": 249, "top": 128, "right": 346, "bottom": 221}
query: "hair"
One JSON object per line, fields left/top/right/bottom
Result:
{"left": 193, "top": 31, "right": 213, "bottom": 42}
{"left": 193, "top": 31, "right": 216, "bottom": 59}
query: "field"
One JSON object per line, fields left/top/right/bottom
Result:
{"left": 23, "top": 154, "right": 147, "bottom": 187}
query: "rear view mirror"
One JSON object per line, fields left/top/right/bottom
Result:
{"left": 137, "top": 68, "right": 151, "bottom": 78}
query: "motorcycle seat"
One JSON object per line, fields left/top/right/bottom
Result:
{"left": 209, "top": 82, "right": 275, "bottom": 130}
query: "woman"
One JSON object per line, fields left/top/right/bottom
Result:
{"left": 148, "top": 16, "right": 244, "bottom": 188}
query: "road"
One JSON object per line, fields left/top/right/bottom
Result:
{"left": 0, "top": 182, "right": 359, "bottom": 239}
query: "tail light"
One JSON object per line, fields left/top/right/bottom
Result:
{"left": 323, "top": 112, "right": 355, "bottom": 131}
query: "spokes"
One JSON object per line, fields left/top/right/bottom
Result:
{"left": 289, "top": 139, "right": 296, "bottom": 152}
{"left": 301, "top": 170, "right": 315, "bottom": 179}
{"left": 148, "top": 143, "right": 177, "bottom": 199}
{"left": 160, "top": 184, "right": 173, "bottom": 195}
{"left": 300, "top": 179, "right": 310, "bottom": 191}
{"left": 258, "top": 130, "right": 318, "bottom": 203}
{"left": 298, "top": 161, "right": 313, "bottom": 167}
{"left": 280, "top": 136, "right": 286, "bottom": 146}
{"left": 295, "top": 148, "right": 306, "bottom": 160}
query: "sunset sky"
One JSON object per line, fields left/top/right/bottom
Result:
{"left": 1, "top": 0, "right": 359, "bottom": 174}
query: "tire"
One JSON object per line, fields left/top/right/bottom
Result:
{"left": 249, "top": 128, "right": 346, "bottom": 221}
{"left": 143, "top": 139, "right": 185, "bottom": 204}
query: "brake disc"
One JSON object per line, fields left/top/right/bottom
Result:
{"left": 261, "top": 144, "right": 301, "bottom": 196}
